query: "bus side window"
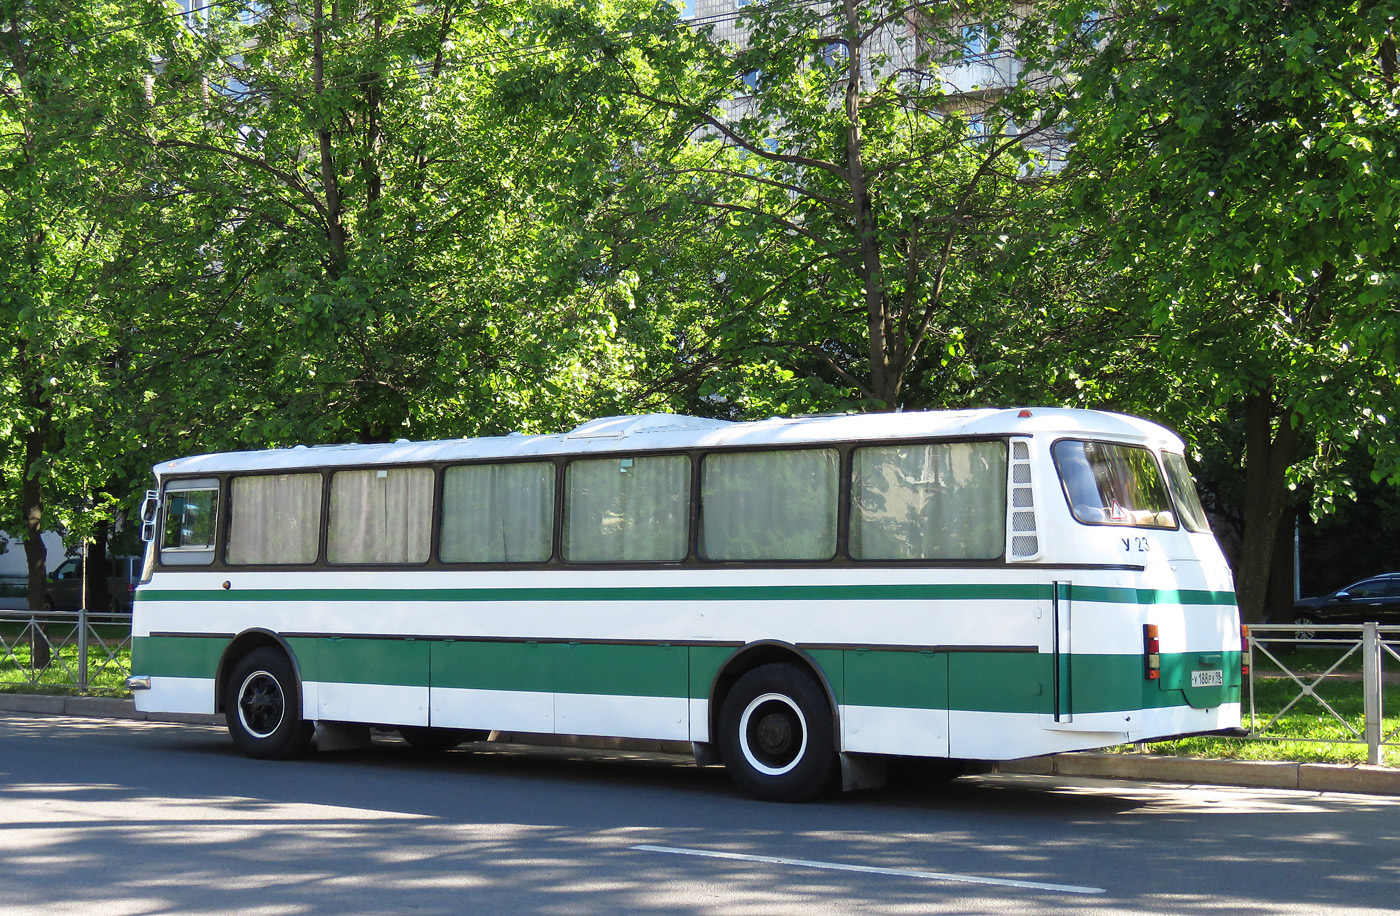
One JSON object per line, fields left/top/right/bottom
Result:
{"left": 698, "top": 449, "right": 838, "bottom": 561}
{"left": 328, "top": 467, "right": 434, "bottom": 565}
{"left": 849, "top": 441, "right": 1007, "bottom": 560}
{"left": 226, "top": 473, "right": 323, "bottom": 565}
{"left": 159, "top": 479, "right": 220, "bottom": 566}
{"left": 563, "top": 455, "right": 690, "bottom": 563}
{"left": 440, "top": 462, "right": 555, "bottom": 563}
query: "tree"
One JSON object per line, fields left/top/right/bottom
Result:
{"left": 526, "top": 0, "right": 1070, "bottom": 414}
{"left": 141, "top": 0, "right": 666, "bottom": 448}
{"left": 0, "top": 0, "right": 168, "bottom": 616}
{"left": 1041, "top": 0, "right": 1400, "bottom": 620}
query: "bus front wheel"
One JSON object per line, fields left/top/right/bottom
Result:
{"left": 227, "top": 647, "right": 314, "bottom": 760}
{"left": 718, "top": 663, "right": 837, "bottom": 802}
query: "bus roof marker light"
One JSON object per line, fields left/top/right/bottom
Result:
{"left": 1018, "top": 409, "right": 1033, "bottom": 418}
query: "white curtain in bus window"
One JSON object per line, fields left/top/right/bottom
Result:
{"left": 227, "top": 473, "right": 324, "bottom": 565}
{"left": 850, "top": 442, "right": 1007, "bottom": 560}
{"left": 700, "top": 449, "right": 838, "bottom": 560}
{"left": 564, "top": 455, "right": 690, "bottom": 562}
{"left": 328, "top": 467, "right": 434, "bottom": 564}
{"left": 440, "top": 462, "right": 555, "bottom": 563}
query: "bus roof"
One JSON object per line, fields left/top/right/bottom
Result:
{"left": 152, "top": 408, "right": 1187, "bottom": 478}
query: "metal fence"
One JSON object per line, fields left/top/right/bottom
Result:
{"left": 0, "top": 607, "right": 133, "bottom": 695}
{"left": 1, "top": 611, "right": 1396, "bottom": 766}
{"left": 1246, "top": 623, "right": 1400, "bottom": 765}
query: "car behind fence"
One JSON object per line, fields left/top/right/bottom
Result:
{"left": 2, "top": 611, "right": 1397, "bottom": 765}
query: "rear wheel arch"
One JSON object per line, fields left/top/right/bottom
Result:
{"left": 707, "top": 641, "right": 842, "bottom": 751}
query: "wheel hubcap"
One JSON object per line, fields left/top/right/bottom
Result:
{"left": 238, "top": 671, "right": 285, "bottom": 739}
{"left": 739, "top": 693, "right": 808, "bottom": 776}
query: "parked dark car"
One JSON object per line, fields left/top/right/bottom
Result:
{"left": 47, "top": 555, "right": 142, "bottom": 614}
{"left": 1279, "top": 573, "right": 1400, "bottom": 639}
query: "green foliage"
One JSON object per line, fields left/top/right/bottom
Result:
{"left": 520, "top": 0, "right": 1072, "bottom": 415}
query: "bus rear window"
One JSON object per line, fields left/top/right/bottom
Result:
{"left": 1052, "top": 440, "right": 1176, "bottom": 530}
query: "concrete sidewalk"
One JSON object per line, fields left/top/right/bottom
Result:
{"left": 3, "top": 691, "right": 1397, "bottom": 797}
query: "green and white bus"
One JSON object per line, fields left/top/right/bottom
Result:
{"left": 128, "top": 408, "right": 1244, "bottom": 800}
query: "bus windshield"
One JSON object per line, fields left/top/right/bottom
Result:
{"left": 1052, "top": 439, "right": 1177, "bottom": 530}
{"left": 1162, "top": 452, "right": 1211, "bottom": 532}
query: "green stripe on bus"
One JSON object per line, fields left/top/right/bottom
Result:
{"left": 135, "top": 582, "right": 1236, "bottom": 607}
{"left": 132, "top": 635, "right": 1240, "bottom": 713}
{"left": 131, "top": 635, "right": 225, "bottom": 680}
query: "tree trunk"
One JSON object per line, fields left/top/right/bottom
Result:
{"left": 839, "top": 0, "right": 895, "bottom": 408}
{"left": 87, "top": 518, "right": 111, "bottom": 612}
{"left": 1234, "top": 392, "right": 1300, "bottom": 623}
{"left": 22, "top": 413, "right": 50, "bottom": 668}
{"left": 1265, "top": 506, "right": 1296, "bottom": 621}
{"left": 313, "top": 0, "right": 348, "bottom": 275}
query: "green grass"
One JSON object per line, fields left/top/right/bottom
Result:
{"left": 1135, "top": 642, "right": 1400, "bottom": 766}
{"left": 0, "top": 624, "right": 132, "bottom": 697}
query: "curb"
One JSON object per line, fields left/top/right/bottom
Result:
{"left": 3, "top": 693, "right": 1396, "bottom": 797}
{"left": 998, "top": 752, "right": 1400, "bottom": 796}
{"left": 0, "top": 692, "right": 223, "bottom": 727}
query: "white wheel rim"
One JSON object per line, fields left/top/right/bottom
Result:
{"left": 738, "top": 692, "right": 808, "bottom": 777}
{"left": 237, "top": 669, "right": 286, "bottom": 740}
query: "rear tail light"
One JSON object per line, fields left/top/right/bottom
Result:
{"left": 1143, "top": 624, "right": 1161, "bottom": 681}
{"left": 1241, "top": 624, "right": 1250, "bottom": 677}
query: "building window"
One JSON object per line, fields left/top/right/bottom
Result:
{"left": 962, "top": 23, "right": 988, "bottom": 58}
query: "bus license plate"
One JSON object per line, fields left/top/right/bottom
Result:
{"left": 1191, "top": 669, "right": 1223, "bottom": 688}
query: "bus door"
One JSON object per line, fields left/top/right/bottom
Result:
{"left": 1049, "top": 579, "right": 1074, "bottom": 723}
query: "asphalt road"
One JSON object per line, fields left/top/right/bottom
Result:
{"left": 2, "top": 713, "right": 1397, "bottom": 916}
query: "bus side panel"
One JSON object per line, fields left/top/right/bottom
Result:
{"left": 552, "top": 643, "right": 689, "bottom": 741}
{"left": 842, "top": 649, "right": 948, "bottom": 756}
{"left": 429, "top": 640, "right": 554, "bottom": 733}
{"left": 310, "top": 637, "right": 428, "bottom": 727}
{"left": 687, "top": 645, "right": 732, "bottom": 744}
{"left": 130, "top": 634, "right": 223, "bottom": 715}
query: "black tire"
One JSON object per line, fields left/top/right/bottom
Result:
{"left": 226, "top": 647, "right": 314, "bottom": 760}
{"left": 718, "top": 663, "right": 837, "bottom": 802}
{"left": 1292, "top": 614, "right": 1319, "bottom": 642}
{"left": 398, "top": 726, "right": 486, "bottom": 753}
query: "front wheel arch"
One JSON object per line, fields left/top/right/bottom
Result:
{"left": 217, "top": 629, "right": 305, "bottom": 716}
{"left": 225, "top": 645, "right": 314, "bottom": 759}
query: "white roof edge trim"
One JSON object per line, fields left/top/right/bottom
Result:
{"left": 150, "top": 408, "right": 1186, "bottom": 478}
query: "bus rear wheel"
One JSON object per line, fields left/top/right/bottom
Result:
{"left": 227, "top": 647, "right": 314, "bottom": 760}
{"left": 718, "top": 663, "right": 837, "bottom": 802}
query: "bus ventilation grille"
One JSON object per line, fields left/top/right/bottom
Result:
{"left": 1009, "top": 440, "right": 1039, "bottom": 559}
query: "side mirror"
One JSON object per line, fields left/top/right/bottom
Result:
{"left": 1335, "top": 591, "right": 1352, "bottom": 602}
{"left": 140, "top": 489, "right": 160, "bottom": 544}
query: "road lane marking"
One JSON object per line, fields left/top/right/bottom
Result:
{"left": 629, "top": 844, "right": 1105, "bottom": 895}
